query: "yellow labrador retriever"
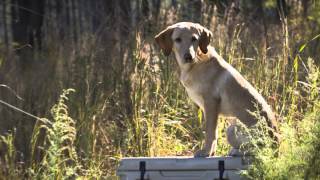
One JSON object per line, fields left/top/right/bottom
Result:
{"left": 155, "top": 22, "right": 279, "bottom": 157}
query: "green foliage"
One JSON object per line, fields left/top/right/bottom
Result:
{"left": 241, "top": 61, "right": 320, "bottom": 179}
{"left": 0, "top": 130, "right": 23, "bottom": 179}
{"left": 242, "top": 102, "right": 320, "bottom": 179}
{"left": 309, "top": 1, "right": 320, "bottom": 25}
{"left": 30, "top": 89, "right": 104, "bottom": 179}
{"left": 30, "top": 89, "right": 80, "bottom": 179}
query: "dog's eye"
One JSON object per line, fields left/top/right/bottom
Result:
{"left": 191, "top": 36, "right": 198, "bottom": 42}
{"left": 175, "top": 37, "right": 182, "bottom": 43}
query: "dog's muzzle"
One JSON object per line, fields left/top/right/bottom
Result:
{"left": 184, "top": 53, "right": 193, "bottom": 63}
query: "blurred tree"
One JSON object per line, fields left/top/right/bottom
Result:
{"left": 12, "top": 0, "right": 44, "bottom": 49}
{"left": 2, "top": 0, "right": 13, "bottom": 54}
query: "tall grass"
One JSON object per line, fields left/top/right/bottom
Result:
{"left": 0, "top": 130, "right": 23, "bottom": 179}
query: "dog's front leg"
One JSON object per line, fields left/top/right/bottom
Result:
{"left": 194, "top": 100, "right": 219, "bottom": 157}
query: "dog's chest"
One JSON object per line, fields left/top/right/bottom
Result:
{"left": 185, "top": 87, "right": 204, "bottom": 109}
{"left": 180, "top": 74, "right": 206, "bottom": 109}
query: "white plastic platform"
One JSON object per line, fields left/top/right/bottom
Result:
{"left": 117, "top": 156, "right": 249, "bottom": 180}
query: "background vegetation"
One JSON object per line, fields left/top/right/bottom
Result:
{"left": 0, "top": 0, "right": 319, "bottom": 179}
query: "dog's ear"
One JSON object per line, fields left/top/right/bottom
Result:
{"left": 199, "top": 27, "right": 212, "bottom": 54}
{"left": 155, "top": 27, "right": 174, "bottom": 56}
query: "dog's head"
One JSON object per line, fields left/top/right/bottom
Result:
{"left": 155, "top": 22, "right": 212, "bottom": 64}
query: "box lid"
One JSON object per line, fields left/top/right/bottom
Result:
{"left": 117, "top": 156, "right": 248, "bottom": 171}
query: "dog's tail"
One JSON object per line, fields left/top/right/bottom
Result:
{"left": 262, "top": 110, "right": 281, "bottom": 145}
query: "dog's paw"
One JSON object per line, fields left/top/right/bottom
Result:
{"left": 194, "top": 149, "right": 210, "bottom": 158}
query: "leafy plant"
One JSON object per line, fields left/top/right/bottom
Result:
{"left": 30, "top": 89, "right": 81, "bottom": 179}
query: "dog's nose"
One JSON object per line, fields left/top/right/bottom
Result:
{"left": 184, "top": 53, "right": 193, "bottom": 63}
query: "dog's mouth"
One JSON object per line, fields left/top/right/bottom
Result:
{"left": 184, "top": 53, "right": 195, "bottom": 63}
{"left": 184, "top": 58, "right": 193, "bottom": 63}
{"left": 184, "top": 58, "right": 194, "bottom": 63}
